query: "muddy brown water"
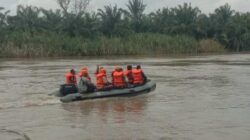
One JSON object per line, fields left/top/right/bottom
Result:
{"left": 0, "top": 54, "right": 250, "bottom": 140}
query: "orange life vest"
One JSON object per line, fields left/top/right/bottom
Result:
{"left": 96, "top": 73, "right": 105, "bottom": 89}
{"left": 132, "top": 69, "right": 143, "bottom": 84}
{"left": 100, "top": 68, "right": 107, "bottom": 79}
{"left": 113, "top": 71, "right": 125, "bottom": 87}
{"left": 65, "top": 73, "right": 77, "bottom": 84}
{"left": 124, "top": 70, "right": 133, "bottom": 84}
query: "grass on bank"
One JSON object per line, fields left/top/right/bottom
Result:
{"left": 0, "top": 32, "right": 225, "bottom": 57}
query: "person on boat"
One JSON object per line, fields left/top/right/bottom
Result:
{"left": 124, "top": 65, "right": 134, "bottom": 85}
{"left": 112, "top": 66, "right": 126, "bottom": 89}
{"left": 132, "top": 65, "right": 147, "bottom": 86}
{"left": 65, "top": 69, "right": 77, "bottom": 84}
{"left": 95, "top": 65, "right": 112, "bottom": 91}
{"left": 78, "top": 71, "right": 96, "bottom": 93}
{"left": 78, "top": 66, "right": 91, "bottom": 81}
{"left": 99, "top": 66, "right": 108, "bottom": 80}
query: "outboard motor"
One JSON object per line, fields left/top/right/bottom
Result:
{"left": 60, "top": 84, "right": 78, "bottom": 96}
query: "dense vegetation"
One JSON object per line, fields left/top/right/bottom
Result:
{"left": 0, "top": 0, "right": 250, "bottom": 57}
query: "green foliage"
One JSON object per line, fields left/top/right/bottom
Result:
{"left": 98, "top": 5, "right": 123, "bottom": 36}
{"left": 0, "top": 7, "right": 10, "bottom": 43}
{"left": 0, "top": 32, "right": 199, "bottom": 57}
{"left": 1, "top": 1, "right": 250, "bottom": 57}
{"left": 149, "top": 3, "right": 201, "bottom": 35}
{"left": 125, "top": 0, "right": 146, "bottom": 32}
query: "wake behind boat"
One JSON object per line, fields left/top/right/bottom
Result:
{"left": 57, "top": 80, "right": 156, "bottom": 103}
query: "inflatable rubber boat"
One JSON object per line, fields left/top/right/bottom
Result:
{"left": 58, "top": 80, "right": 156, "bottom": 103}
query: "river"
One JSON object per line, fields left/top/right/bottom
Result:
{"left": 0, "top": 54, "right": 250, "bottom": 140}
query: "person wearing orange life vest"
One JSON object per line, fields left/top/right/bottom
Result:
{"left": 78, "top": 66, "right": 91, "bottom": 81}
{"left": 60, "top": 69, "right": 77, "bottom": 96}
{"left": 124, "top": 65, "right": 134, "bottom": 85}
{"left": 112, "top": 66, "right": 126, "bottom": 88}
{"left": 95, "top": 65, "right": 112, "bottom": 91}
{"left": 65, "top": 69, "right": 77, "bottom": 84}
{"left": 132, "top": 65, "right": 147, "bottom": 85}
{"left": 77, "top": 66, "right": 95, "bottom": 93}
{"left": 111, "top": 66, "right": 117, "bottom": 84}
{"left": 99, "top": 66, "right": 108, "bottom": 79}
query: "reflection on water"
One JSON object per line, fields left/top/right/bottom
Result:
{"left": 0, "top": 54, "right": 250, "bottom": 140}
{"left": 62, "top": 96, "right": 148, "bottom": 123}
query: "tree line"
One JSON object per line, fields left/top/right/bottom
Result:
{"left": 0, "top": 0, "right": 250, "bottom": 57}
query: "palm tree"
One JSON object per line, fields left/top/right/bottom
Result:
{"left": 76, "top": 12, "right": 99, "bottom": 37}
{"left": 149, "top": 8, "right": 175, "bottom": 33}
{"left": 0, "top": 7, "right": 10, "bottom": 43}
{"left": 98, "top": 5, "right": 122, "bottom": 36}
{"left": 125, "top": 0, "right": 146, "bottom": 32}
{"left": 214, "top": 3, "right": 234, "bottom": 24}
{"left": 7, "top": 5, "right": 41, "bottom": 35}
{"left": 226, "top": 13, "right": 250, "bottom": 51}
{"left": 40, "top": 9, "right": 62, "bottom": 32}
{"left": 170, "top": 3, "right": 201, "bottom": 35}
{"left": 0, "top": 7, "right": 10, "bottom": 28}
{"left": 210, "top": 3, "right": 235, "bottom": 48}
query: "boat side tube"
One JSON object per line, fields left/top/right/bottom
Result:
{"left": 60, "top": 81, "right": 156, "bottom": 103}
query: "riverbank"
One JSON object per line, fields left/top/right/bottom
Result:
{"left": 0, "top": 33, "right": 225, "bottom": 58}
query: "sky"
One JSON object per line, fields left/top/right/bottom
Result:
{"left": 0, "top": 0, "right": 250, "bottom": 14}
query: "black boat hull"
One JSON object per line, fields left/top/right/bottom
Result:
{"left": 60, "top": 81, "right": 156, "bottom": 103}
